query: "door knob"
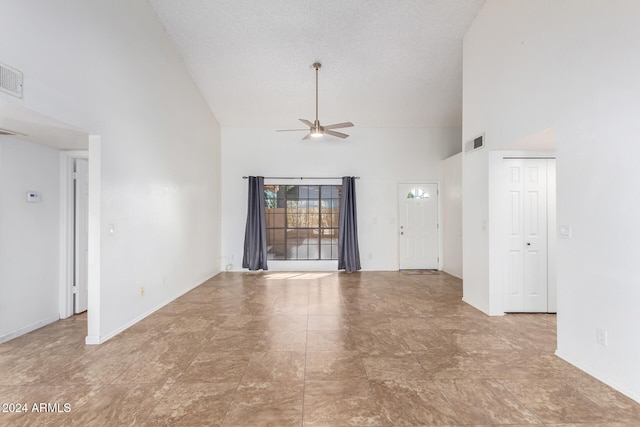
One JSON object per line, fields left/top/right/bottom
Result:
{"left": 526, "top": 242, "right": 531, "bottom": 246}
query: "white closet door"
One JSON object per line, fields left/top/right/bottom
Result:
{"left": 522, "top": 160, "right": 548, "bottom": 312}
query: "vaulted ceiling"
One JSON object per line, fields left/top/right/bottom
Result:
{"left": 148, "top": 0, "right": 485, "bottom": 130}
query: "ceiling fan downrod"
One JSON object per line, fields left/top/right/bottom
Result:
{"left": 313, "top": 62, "right": 321, "bottom": 135}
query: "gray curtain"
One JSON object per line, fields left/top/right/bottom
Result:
{"left": 242, "top": 176, "right": 268, "bottom": 271}
{"left": 338, "top": 176, "right": 361, "bottom": 272}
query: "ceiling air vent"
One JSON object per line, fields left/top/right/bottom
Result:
{"left": 464, "top": 133, "right": 484, "bottom": 153}
{"left": 0, "top": 62, "right": 24, "bottom": 98}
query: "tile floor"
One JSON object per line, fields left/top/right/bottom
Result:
{"left": 1, "top": 271, "right": 639, "bottom": 426}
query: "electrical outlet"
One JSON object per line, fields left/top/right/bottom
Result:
{"left": 596, "top": 328, "right": 607, "bottom": 346}
{"left": 139, "top": 286, "right": 145, "bottom": 297}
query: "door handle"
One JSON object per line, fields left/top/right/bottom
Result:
{"left": 526, "top": 242, "right": 531, "bottom": 246}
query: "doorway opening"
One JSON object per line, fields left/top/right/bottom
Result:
{"left": 61, "top": 152, "right": 89, "bottom": 317}
{"left": 0, "top": 100, "right": 99, "bottom": 343}
{"left": 73, "top": 157, "right": 89, "bottom": 313}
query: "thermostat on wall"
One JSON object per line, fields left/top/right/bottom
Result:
{"left": 26, "top": 192, "right": 41, "bottom": 203}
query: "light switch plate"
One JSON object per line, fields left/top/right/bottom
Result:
{"left": 559, "top": 225, "right": 572, "bottom": 239}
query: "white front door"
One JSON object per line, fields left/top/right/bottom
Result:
{"left": 504, "top": 159, "right": 549, "bottom": 312}
{"left": 74, "top": 158, "right": 89, "bottom": 314}
{"left": 398, "top": 183, "right": 439, "bottom": 270}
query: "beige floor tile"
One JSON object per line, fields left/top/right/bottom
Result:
{"left": 352, "top": 328, "right": 411, "bottom": 356}
{"left": 305, "top": 351, "right": 367, "bottom": 381}
{"left": 0, "top": 354, "right": 76, "bottom": 386}
{"left": 416, "top": 348, "right": 493, "bottom": 380}
{"left": 308, "top": 303, "right": 346, "bottom": 315}
{"left": 223, "top": 381, "right": 303, "bottom": 427}
{"left": 307, "top": 314, "right": 349, "bottom": 330}
{"left": 242, "top": 351, "right": 305, "bottom": 383}
{"left": 343, "top": 314, "right": 392, "bottom": 330}
{"left": 500, "top": 378, "right": 626, "bottom": 424}
{"left": 59, "top": 382, "right": 173, "bottom": 426}
{"left": 144, "top": 331, "right": 211, "bottom": 355}
{"left": 0, "top": 384, "right": 102, "bottom": 427}
{"left": 203, "top": 330, "right": 262, "bottom": 353}
{"left": 267, "top": 314, "right": 309, "bottom": 330}
{"left": 303, "top": 380, "right": 384, "bottom": 426}
{"left": 217, "top": 315, "right": 271, "bottom": 332}
{"left": 447, "top": 331, "right": 515, "bottom": 352}
{"left": 469, "top": 350, "right": 585, "bottom": 380}
{"left": 143, "top": 381, "right": 237, "bottom": 426}
{"left": 306, "top": 330, "right": 358, "bottom": 351}
{"left": 369, "top": 379, "right": 461, "bottom": 426}
{"left": 2, "top": 271, "right": 639, "bottom": 426}
{"left": 112, "top": 350, "right": 195, "bottom": 385}
{"left": 256, "top": 330, "right": 307, "bottom": 351}
{"left": 178, "top": 351, "right": 251, "bottom": 383}
{"left": 434, "top": 379, "right": 543, "bottom": 425}
{"left": 362, "top": 355, "right": 430, "bottom": 381}
{"left": 48, "top": 352, "right": 139, "bottom": 385}
{"left": 570, "top": 375, "right": 640, "bottom": 422}
{"left": 398, "top": 328, "right": 456, "bottom": 352}
{"left": 388, "top": 316, "right": 437, "bottom": 330}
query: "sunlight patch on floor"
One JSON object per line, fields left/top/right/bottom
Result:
{"left": 265, "top": 272, "right": 333, "bottom": 280}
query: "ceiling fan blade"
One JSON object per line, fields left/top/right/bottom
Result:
{"left": 302, "top": 133, "right": 312, "bottom": 140}
{"left": 276, "top": 129, "right": 308, "bottom": 132}
{"left": 324, "top": 129, "right": 349, "bottom": 139}
{"left": 324, "top": 122, "right": 354, "bottom": 130}
{"left": 299, "top": 119, "right": 314, "bottom": 127}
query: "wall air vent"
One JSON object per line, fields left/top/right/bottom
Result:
{"left": 464, "top": 133, "right": 484, "bottom": 153}
{"left": 0, "top": 62, "right": 24, "bottom": 98}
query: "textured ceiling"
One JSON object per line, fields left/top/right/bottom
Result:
{"left": 148, "top": 0, "right": 485, "bottom": 129}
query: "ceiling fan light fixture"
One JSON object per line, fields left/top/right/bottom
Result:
{"left": 311, "top": 121, "right": 323, "bottom": 137}
{"left": 277, "top": 62, "right": 354, "bottom": 139}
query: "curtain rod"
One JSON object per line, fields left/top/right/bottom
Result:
{"left": 242, "top": 176, "right": 359, "bottom": 180}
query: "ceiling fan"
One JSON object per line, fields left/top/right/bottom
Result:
{"left": 277, "top": 62, "right": 354, "bottom": 139}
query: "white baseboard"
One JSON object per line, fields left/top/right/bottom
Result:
{"left": 85, "top": 335, "right": 101, "bottom": 345}
{"left": 85, "top": 272, "right": 219, "bottom": 345}
{"left": 555, "top": 350, "right": 640, "bottom": 404}
{"left": 442, "top": 268, "right": 462, "bottom": 279}
{"left": 0, "top": 315, "right": 59, "bottom": 344}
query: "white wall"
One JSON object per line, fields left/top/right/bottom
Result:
{"left": 461, "top": 147, "right": 490, "bottom": 311}
{"left": 442, "top": 153, "right": 462, "bottom": 278}
{"left": 221, "top": 127, "right": 460, "bottom": 271}
{"left": 0, "top": 0, "right": 221, "bottom": 343}
{"left": 463, "top": 0, "right": 640, "bottom": 402}
{"left": 0, "top": 139, "right": 60, "bottom": 343}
